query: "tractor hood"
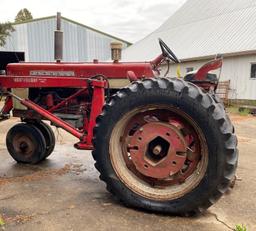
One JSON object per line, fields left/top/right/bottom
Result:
{"left": 6, "top": 62, "right": 155, "bottom": 80}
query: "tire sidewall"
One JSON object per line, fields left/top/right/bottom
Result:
{"left": 93, "top": 79, "right": 233, "bottom": 214}
{"left": 6, "top": 123, "right": 46, "bottom": 164}
{"left": 32, "top": 122, "right": 55, "bottom": 158}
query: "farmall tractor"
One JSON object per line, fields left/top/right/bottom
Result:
{"left": 0, "top": 14, "right": 237, "bottom": 215}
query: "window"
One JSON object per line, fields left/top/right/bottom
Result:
{"left": 186, "top": 67, "right": 194, "bottom": 73}
{"left": 250, "top": 64, "right": 256, "bottom": 79}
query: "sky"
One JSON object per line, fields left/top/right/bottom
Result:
{"left": 0, "top": 0, "right": 186, "bottom": 43}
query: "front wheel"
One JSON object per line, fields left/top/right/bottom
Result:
{"left": 27, "top": 121, "right": 55, "bottom": 159}
{"left": 6, "top": 123, "right": 47, "bottom": 164}
{"left": 92, "top": 78, "right": 238, "bottom": 215}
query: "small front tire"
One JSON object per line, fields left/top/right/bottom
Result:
{"left": 6, "top": 123, "right": 47, "bottom": 164}
{"left": 27, "top": 121, "right": 55, "bottom": 159}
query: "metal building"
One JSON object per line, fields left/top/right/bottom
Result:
{"left": 123, "top": 0, "right": 256, "bottom": 101}
{"left": 0, "top": 15, "right": 131, "bottom": 62}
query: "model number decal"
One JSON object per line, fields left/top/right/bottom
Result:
{"left": 30, "top": 70, "right": 75, "bottom": 77}
{"left": 13, "top": 78, "right": 46, "bottom": 83}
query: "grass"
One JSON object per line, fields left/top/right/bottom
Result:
{"left": 235, "top": 224, "right": 247, "bottom": 231}
{"left": 227, "top": 106, "right": 251, "bottom": 116}
{"left": 238, "top": 108, "right": 251, "bottom": 116}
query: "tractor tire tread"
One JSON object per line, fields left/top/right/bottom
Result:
{"left": 92, "top": 77, "right": 238, "bottom": 215}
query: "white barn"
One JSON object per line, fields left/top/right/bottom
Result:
{"left": 123, "top": 0, "right": 256, "bottom": 101}
{"left": 0, "top": 15, "right": 131, "bottom": 62}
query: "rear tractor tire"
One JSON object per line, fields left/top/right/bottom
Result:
{"left": 6, "top": 123, "right": 47, "bottom": 164}
{"left": 92, "top": 77, "right": 238, "bottom": 215}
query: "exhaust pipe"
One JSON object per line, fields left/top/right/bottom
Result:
{"left": 54, "top": 12, "right": 63, "bottom": 62}
{"left": 110, "top": 42, "right": 123, "bottom": 62}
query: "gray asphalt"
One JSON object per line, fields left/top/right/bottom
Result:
{"left": 0, "top": 114, "right": 255, "bottom": 231}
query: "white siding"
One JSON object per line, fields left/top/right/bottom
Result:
{"left": 121, "top": 0, "right": 256, "bottom": 101}
{"left": 62, "top": 19, "right": 79, "bottom": 61}
{"left": 27, "top": 18, "right": 55, "bottom": 61}
{"left": 165, "top": 55, "right": 256, "bottom": 100}
{"left": 2, "top": 23, "right": 30, "bottom": 60}
{"left": 0, "top": 17, "right": 129, "bottom": 62}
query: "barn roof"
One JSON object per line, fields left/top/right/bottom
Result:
{"left": 123, "top": 0, "right": 256, "bottom": 61}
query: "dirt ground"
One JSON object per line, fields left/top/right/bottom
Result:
{"left": 0, "top": 113, "right": 256, "bottom": 231}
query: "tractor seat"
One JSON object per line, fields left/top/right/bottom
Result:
{"left": 184, "top": 70, "right": 218, "bottom": 83}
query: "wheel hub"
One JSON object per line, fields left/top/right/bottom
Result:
{"left": 129, "top": 122, "right": 187, "bottom": 179}
{"left": 110, "top": 106, "right": 208, "bottom": 200}
{"left": 152, "top": 145, "right": 162, "bottom": 155}
{"left": 20, "top": 141, "right": 29, "bottom": 151}
{"left": 13, "top": 135, "right": 34, "bottom": 157}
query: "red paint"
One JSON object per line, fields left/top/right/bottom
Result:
{"left": 48, "top": 88, "right": 87, "bottom": 112}
{"left": 129, "top": 122, "right": 186, "bottom": 179}
{"left": 46, "top": 94, "right": 54, "bottom": 107}
{"left": 20, "top": 98, "right": 84, "bottom": 140}
{"left": 71, "top": 78, "right": 106, "bottom": 149}
{"left": 4, "top": 77, "right": 106, "bottom": 149}
{"left": 194, "top": 58, "right": 223, "bottom": 81}
{"left": 150, "top": 54, "right": 165, "bottom": 70}
{"left": 0, "top": 76, "right": 89, "bottom": 88}
{"left": 0, "top": 55, "right": 222, "bottom": 151}
{"left": 127, "top": 71, "right": 138, "bottom": 82}
{"left": 0, "top": 96, "right": 13, "bottom": 115}
{"left": 6, "top": 62, "right": 154, "bottom": 79}
{"left": 85, "top": 79, "right": 105, "bottom": 146}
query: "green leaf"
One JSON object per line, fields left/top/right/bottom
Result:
{"left": 235, "top": 224, "right": 247, "bottom": 231}
{"left": 15, "top": 8, "right": 33, "bottom": 23}
{"left": 0, "top": 216, "right": 5, "bottom": 226}
{"left": 0, "top": 22, "right": 15, "bottom": 47}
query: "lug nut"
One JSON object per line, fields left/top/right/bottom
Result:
{"left": 152, "top": 145, "right": 162, "bottom": 155}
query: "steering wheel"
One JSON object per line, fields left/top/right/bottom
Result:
{"left": 159, "top": 38, "right": 180, "bottom": 63}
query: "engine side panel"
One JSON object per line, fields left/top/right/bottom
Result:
{"left": 6, "top": 62, "right": 154, "bottom": 79}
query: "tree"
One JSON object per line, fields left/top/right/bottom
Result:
{"left": 0, "top": 22, "right": 14, "bottom": 47}
{"left": 15, "top": 8, "right": 33, "bottom": 23}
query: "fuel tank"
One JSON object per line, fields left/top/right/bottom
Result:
{"left": 6, "top": 61, "right": 155, "bottom": 88}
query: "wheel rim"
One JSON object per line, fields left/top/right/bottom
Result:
{"left": 109, "top": 105, "right": 208, "bottom": 201}
{"left": 13, "top": 133, "right": 35, "bottom": 158}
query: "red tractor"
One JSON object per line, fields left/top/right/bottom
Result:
{"left": 0, "top": 15, "right": 237, "bottom": 215}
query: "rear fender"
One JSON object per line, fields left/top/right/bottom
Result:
{"left": 194, "top": 57, "right": 223, "bottom": 81}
